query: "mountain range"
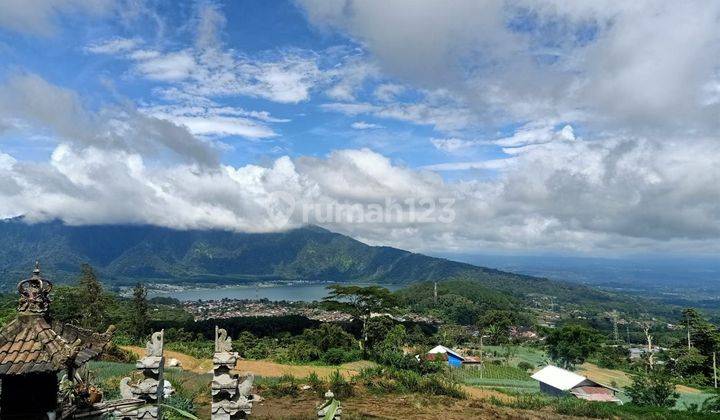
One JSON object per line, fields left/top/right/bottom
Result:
{"left": 0, "top": 218, "right": 630, "bottom": 309}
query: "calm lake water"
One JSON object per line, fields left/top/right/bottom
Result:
{"left": 147, "top": 283, "right": 401, "bottom": 302}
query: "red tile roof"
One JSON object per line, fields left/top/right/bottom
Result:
{"left": 0, "top": 314, "right": 114, "bottom": 375}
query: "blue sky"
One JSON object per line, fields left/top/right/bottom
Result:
{"left": 0, "top": 0, "right": 719, "bottom": 256}
{"left": 0, "top": 0, "right": 506, "bottom": 172}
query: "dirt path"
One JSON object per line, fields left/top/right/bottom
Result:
{"left": 234, "top": 359, "right": 375, "bottom": 379}
{"left": 121, "top": 346, "right": 374, "bottom": 379}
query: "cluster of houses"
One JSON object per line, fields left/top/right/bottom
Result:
{"left": 424, "top": 345, "right": 622, "bottom": 404}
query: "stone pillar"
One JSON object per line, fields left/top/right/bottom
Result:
{"left": 212, "top": 326, "right": 253, "bottom": 420}
{"left": 120, "top": 330, "right": 165, "bottom": 419}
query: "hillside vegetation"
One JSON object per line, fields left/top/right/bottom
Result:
{"left": 0, "top": 218, "right": 640, "bottom": 313}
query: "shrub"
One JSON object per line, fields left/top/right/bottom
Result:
{"left": 302, "top": 324, "right": 356, "bottom": 352}
{"left": 517, "top": 361, "right": 534, "bottom": 372}
{"left": 360, "top": 367, "right": 464, "bottom": 398}
{"left": 329, "top": 370, "right": 353, "bottom": 399}
{"left": 100, "top": 343, "right": 136, "bottom": 363}
{"left": 267, "top": 374, "right": 300, "bottom": 397}
{"left": 322, "top": 348, "right": 350, "bottom": 365}
{"left": 626, "top": 369, "right": 679, "bottom": 408}
{"left": 306, "top": 372, "right": 326, "bottom": 397}
{"left": 285, "top": 340, "right": 321, "bottom": 363}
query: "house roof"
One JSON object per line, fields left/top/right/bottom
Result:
{"left": 0, "top": 314, "right": 73, "bottom": 375}
{"left": 0, "top": 263, "right": 114, "bottom": 375}
{"left": 427, "top": 345, "right": 464, "bottom": 360}
{"left": 531, "top": 365, "right": 587, "bottom": 390}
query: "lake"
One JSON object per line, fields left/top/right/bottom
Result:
{"left": 147, "top": 283, "right": 401, "bottom": 302}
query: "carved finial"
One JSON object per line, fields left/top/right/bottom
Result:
{"left": 145, "top": 330, "right": 164, "bottom": 357}
{"left": 17, "top": 261, "right": 53, "bottom": 314}
{"left": 215, "top": 326, "right": 232, "bottom": 353}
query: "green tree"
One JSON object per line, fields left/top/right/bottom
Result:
{"left": 77, "top": 264, "right": 105, "bottom": 330}
{"left": 301, "top": 323, "right": 356, "bottom": 352}
{"left": 436, "top": 324, "right": 471, "bottom": 348}
{"left": 670, "top": 308, "right": 719, "bottom": 381}
{"left": 626, "top": 369, "right": 679, "bottom": 407}
{"left": 322, "top": 285, "right": 396, "bottom": 354}
{"left": 365, "top": 315, "right": 396, "bottom": 352}
{"left": 376, "top": 324, "right": 407, "bottom": 354}
{"left": 49, "top": 285, "right": 83, "bottom": 325}
{"left": 477, "top": 309, "right": 516, "bottom": 344}
{"left": 436, "top": 294, "right": 478, "bottom": 325}
{"left": 545, "top": 325, "right": 602, "bottom": 369}
{"left": 128, "top": 283, "right": 149, "bottom": 342}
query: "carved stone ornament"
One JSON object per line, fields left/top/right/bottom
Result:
{"left": 215, "top": 326, "right": 233, "bottom": 353}
{"left": 145, "top": 330, "right": 164, "bottom": 357}
{"left": 17, "top": 261, "right": 52, "bottom": 314}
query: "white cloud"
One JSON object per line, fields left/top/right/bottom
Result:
{"left": 323, "top": 96, "right": 476, "bottom": 132}
{"left": 374, "top": 83, "right": 405, "bottom": 102}
{"left": 298, "top": 0, "right": 720, "bottom": 132}
{"left": 141, "top": 104, "right": 279, "bottom": 139}
{"left": 195, "top": 1, "right": 226, "bottom": 50}
{"left": 134, "top": 51, "right": 199, "bottom": 82}
{"left": 85, "top": 37, "right": 141, "bottom": 54}
{"left": 0, "top": 74, "right": 218, "bottom": 166}
{"left": 421, "top": 159, "right": 512, "bottom": 171}
{"left": 351, "top": 121, "right": 382, "bottom": 130}
{"left": 494, "top": 122, "right": 575, "bottom": 148}
{"left": 324, "top": 59, "right": 379, "bottom": 101}
{"left": 430, "top": 138, "right": 480, "bottom": 153}
{"left": 0, "top": 0, "right": 112, "bottom": 36}
{"left": 2, "top": 133, "right": 720, "bottom": 254}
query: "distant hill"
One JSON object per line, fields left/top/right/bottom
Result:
{"left": 0, "top": 218, "right": 644, "bottom": 311}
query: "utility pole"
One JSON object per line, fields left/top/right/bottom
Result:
{"left": 610, "top": 310, "right": 619, "bottom": 343}
{"left": 714, "top": 352, "right": 717, "bottom": 389}
{"left": 626, "top": 324, "right": 630, "bottom": 343}
{"left": 640, "top": 320, "right": 654, "bottom": 369}
{"left": 433, "top": 281, "right": 437, "bottom": 305}
{"left": 687, "top": 314, "right": 692, "bottom": 351}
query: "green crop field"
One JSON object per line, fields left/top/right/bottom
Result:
{"left": 452, "top": 363, "right": 539, "bottom": 393}
{"left": 480, "top": 345, "right": 549, "bottom": 368}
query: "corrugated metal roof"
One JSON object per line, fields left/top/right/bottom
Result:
{"left": 531, "top": 365, "right": 587, "bottom": 390}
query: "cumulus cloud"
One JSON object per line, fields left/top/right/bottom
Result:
{"left": 297, "top": 0, "right": 720, "bottom": 132}
{"left": 1, "top": 132, "right": 719, "bottom": 254}
{"left": 0, "top": 74, "right": 219, "bottom": 167}
{"left": 3, "top": 0, "right": 720, "bottom": 257}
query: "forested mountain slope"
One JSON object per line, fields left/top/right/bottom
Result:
{"left": 0, "top": 218, "right": 641, "bottom": 312}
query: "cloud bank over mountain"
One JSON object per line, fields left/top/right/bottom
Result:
{"left": 0, "top": 1, "right": 719, "bottom": 255}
